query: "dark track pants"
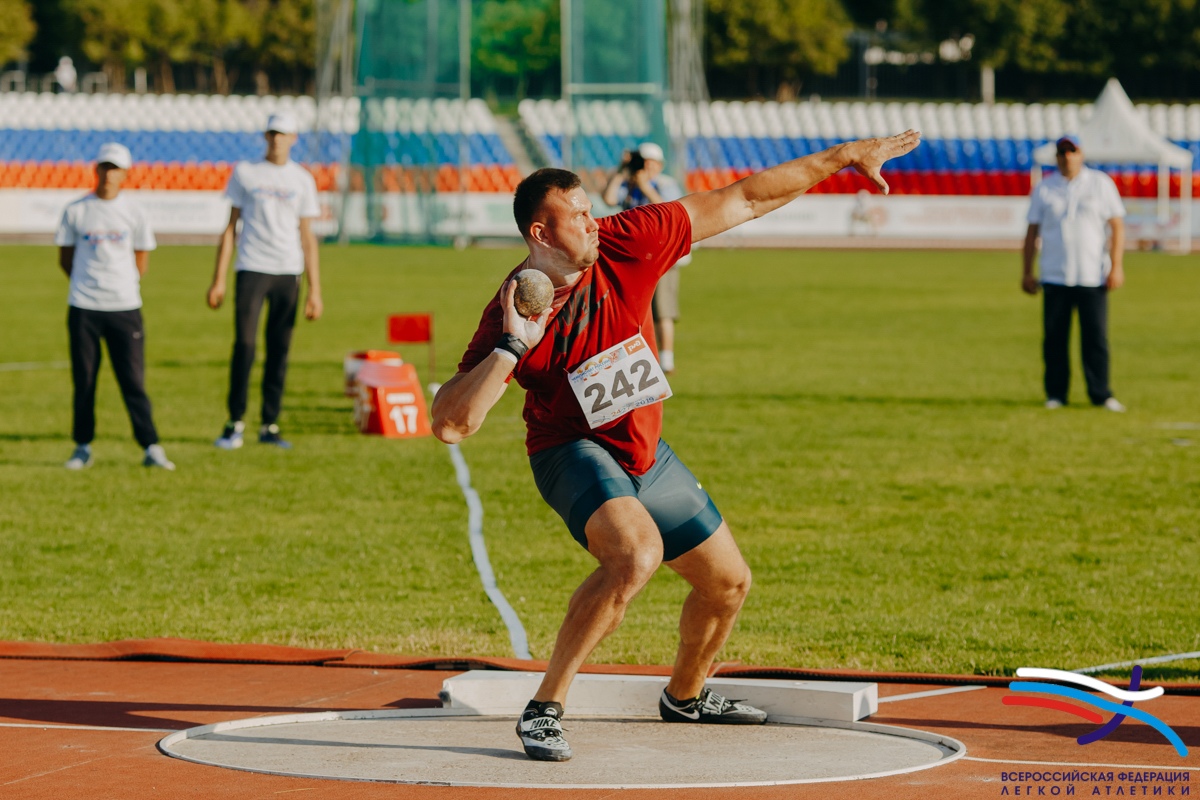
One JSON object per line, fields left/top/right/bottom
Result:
{"left": 68, "top": 306, "right": 159, "bottom": 448}
{"left": 227, "top": 270, "right": 300, "bottom": 426}
{"left": 1042, "top": 283, "right": 1112, "bottom": 406}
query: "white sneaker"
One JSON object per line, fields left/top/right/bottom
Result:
{"left": 143, "top": 444, "right": 176, "bottom": 471}
{"left": 65, "top": 444, "right": 92, "bottom": 470}
{"left": 1103, "top": 397, "right": 1127, "bottom": 413}
{"left": 1045, "top": 399, "right": 1064, "bottom": 409}
{"left": 659, "top": 349, "right": 675, "bottom": 373}
{"left": 215, "top": 420, "right": 245, "bottom": 449}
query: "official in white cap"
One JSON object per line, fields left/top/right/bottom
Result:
{"left": 602, "top": 141, "right": 689, "bottom": 374}
{"left": 207, "top": 110, "right": 323, "bottom": 450}
{"left": 55, "top": 142, "right": 174, "bottom": 470}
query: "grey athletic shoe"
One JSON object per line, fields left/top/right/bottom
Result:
{"left": 215, "top": 420, "right": 245, "bottom": 450}
{"left": 516, "top": 705, "right": 572, "bottom": 762}
{"left": 143, "top": 444, "right": 175, "bottom": 471}
{"left": 1103, "top": 397, "right": 1127, "bottom": 413}
{"left": 659, "top": 687, "right": 768, "bottom": 725}
{"left": 65, "top": 444, "right": 92, "bottom": 470}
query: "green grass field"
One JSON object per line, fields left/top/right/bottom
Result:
{"left": 1, "top": 243, "right": 1197, "bottom": 678}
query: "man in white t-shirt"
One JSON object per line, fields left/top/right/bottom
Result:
{"left": 55, "top": 142, "right": 174, "bottom": 470}
{"left": 1022, "top": 135, "right": 1127, "bottom": 412}
{"left": 207, "top": 112, "right": 323, "bottom": 449}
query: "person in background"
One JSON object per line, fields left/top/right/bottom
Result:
{"left": 56, "top": 142, "right": 174, "bottom": 471}
{"left": 207, "top": 112, "right": 323, "bottom": 450}
{"left": 54, "top": 57, "right": 77, "bottom": 93}
{"left": 603, "top": 141, "right": 690, "bottom": 374}
{"left": 1022, "top": 134, "right": 1127, "bottom": 412}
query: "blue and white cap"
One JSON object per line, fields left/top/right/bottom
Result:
{"left": 1056, "top": 134, "right": 1082, "bottom": 152}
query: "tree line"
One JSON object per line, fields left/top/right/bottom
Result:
{"left": 3, "top": 0, "right": 1199, "bottom": 99}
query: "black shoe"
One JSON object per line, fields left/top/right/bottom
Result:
{"left": 258, "top": 424, "right": 292, "bottom": 449}
{"left": 659, "top": 687, "right": 768, "bottom": 725}
{"left": 515, "top": 704, "right": 572, "bottom": 761}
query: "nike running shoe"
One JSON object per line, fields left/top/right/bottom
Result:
{"left": 258, "top": 424, "right": 292, "bottom": 449}
{"left": 659, "top": 687, "right": 768, "bottom": 725}
{"left": 215, "top": 421, "right": 245, "bottom": 450}
{"left": 515, "top": 704, "right": 572, "bottom": 762}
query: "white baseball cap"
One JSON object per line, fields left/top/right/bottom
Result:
{"left": 638, "top": 142, "right": 665, "bottom": 162}
{"left": 265, "top": 112, "right": 299, "bottom": 135}
{"left": 96, "top": 142, "right": 132, "bottom": 170}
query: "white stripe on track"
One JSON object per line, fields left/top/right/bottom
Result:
{"left": 446, "top": 443, "right": 532, "bottom": 660}
{"left": 0, "top": 361, "right": 69, "bottom": 372}
{"left": 878, "top": 685, "right": 987, "bottom": 703}
{"left": 1075, "top": 651, "right": 1200, "bottom": 675}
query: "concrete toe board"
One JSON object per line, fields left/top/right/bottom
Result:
{"left": 162, "top": 713, "right": 961, "bottom": 788}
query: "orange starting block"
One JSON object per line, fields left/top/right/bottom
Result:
{"left": 343, "top": 350, "right": 404, "bottom": 397}
{"left": 352, "top": 362, "right": 431, "bottom": 439}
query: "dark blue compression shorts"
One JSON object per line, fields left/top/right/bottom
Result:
{"left": 529, "top": 438, "right": 723, "bottom": 562}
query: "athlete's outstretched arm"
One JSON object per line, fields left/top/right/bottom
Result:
{"left": 431, "top": 281, "right": 552, "bottom": 444}
{"left": 679, "top": 131, "right": 921, "bottom": 243}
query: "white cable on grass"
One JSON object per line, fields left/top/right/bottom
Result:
{"left": 1073, "top": 651, "right": 1200, "bottom": 676}
{"left": 1016, "top": 667, "right": 1164, "bottom": 700}
{"left": 446, "top": 443, "right": 532, "bottom": 660}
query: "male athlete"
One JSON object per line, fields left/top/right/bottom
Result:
{"left": 431, "top": 130, "right": 921, "bottom": 762}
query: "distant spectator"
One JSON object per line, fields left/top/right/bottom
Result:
{"left": 602, "top": 142, "right": 690, "bottom": 374}
{"left": 54, "top": 57, "right": 77, "bottom": 93}
{"left": 1022, "top": 135, "right": 1127, "bottom": 412}
{"left": 56, "top": 143, "right": 174, "bottom": 471}
{"left": 207, "top": 112, "right": 323, "bottom": 451}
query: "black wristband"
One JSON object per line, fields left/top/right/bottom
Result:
{"left": 494, "top": 333, "right": 529, "bottom": 361}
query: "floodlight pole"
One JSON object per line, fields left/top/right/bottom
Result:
{"left": 458, "top": 0, "right": 471, "bottom": 247}
{"left": 561, "top": 0, "right": 573, "bottom": 171}
{"left": 337, "top": 0, "right": 356, "bottom": 245}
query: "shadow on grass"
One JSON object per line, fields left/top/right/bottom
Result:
{"left": 152, "top": 359, "right": 229, "bottom": 369}
{"left": 686, "top": 392, "right": 1035, "bottom": 409}
{"left": 0, "top": 432, "right": 71, "bottom": 443}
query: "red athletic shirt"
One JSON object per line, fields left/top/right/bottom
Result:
{"left": 457, "top": 201, "right": 692, "bottom": 475}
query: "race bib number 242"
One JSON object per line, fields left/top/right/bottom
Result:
{"left": 568, "top": 333, "right": 672, "bottom": 429}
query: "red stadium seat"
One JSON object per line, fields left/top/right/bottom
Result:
{"left": 1134, "top": 171, "right": 1155, "bottom": 198}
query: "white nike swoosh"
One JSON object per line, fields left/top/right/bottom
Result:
{"left": 662, "top": 698, "right": 700, "bottom": 720}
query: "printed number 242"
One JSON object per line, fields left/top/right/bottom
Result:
{"left": 583, "top": 359, "right": 659, "bottom": 413}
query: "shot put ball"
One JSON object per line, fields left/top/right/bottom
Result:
{"left": 514, "top": 269, "right": 554, "bottom": 317}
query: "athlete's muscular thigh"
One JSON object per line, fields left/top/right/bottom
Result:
{"left": 583, "top": 496, "right": 664, "bottom": 576}
{"left": 667, "top": 521, "right": 751, "bottom": 599}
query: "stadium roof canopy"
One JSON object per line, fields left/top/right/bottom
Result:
{"left": 1033, "top": 78, "right": 1192, "bottom": 253}
{"left": 1033, "top": 78, "right": 1193, "bottom": 168}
